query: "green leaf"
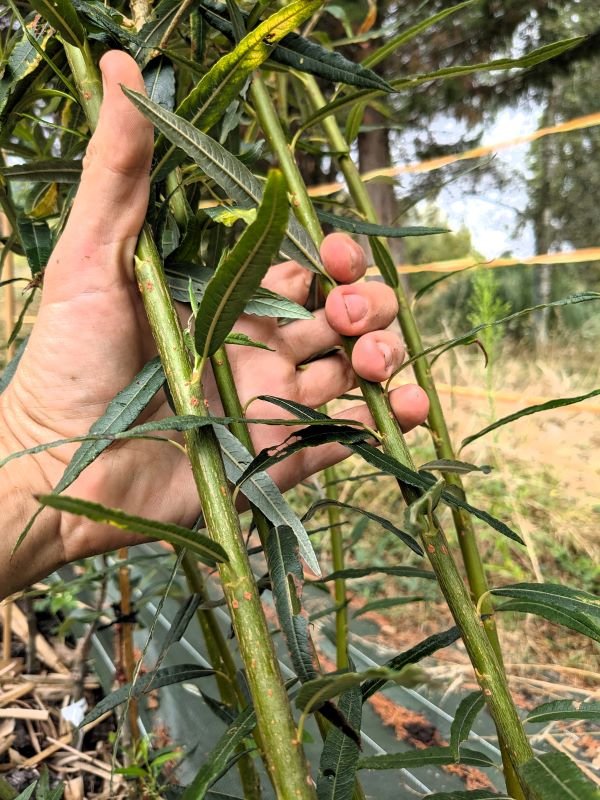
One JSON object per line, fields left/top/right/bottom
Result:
{"left": 28, "top": 0, "right": 85, "bottom": 46}
{"left": 194, "top": 169, "right": 289, "bottom": 358}
{"left": 317, "top": 210, "right": 446, "bottom": 239}
{"left": 312, "top": 567, "right": 436, "bottom": 585}
{"left": 361, "top": 627, "right": 461, "bottom": 702}
{"left": 15, "top": 216, "right": 51, "bottom": 275}
{"left": 12, "top": 785, "right": 38, "bottom": 800}
{"left": 266, "top": 526, "right": 316, "bottom": 682}
{"left": 132, "top": 0, "right": 195, "bottom": 65}
{"left": 497, "top": 600, "right": 600, "bottom": 644}
{"left": 461, "top": 389, "right": 600, "bottom": 450}
{"left": 419, "top": 459, "right": 492, "bottom": 476}
{"left": 296, "top": 667, "right": 413, "bottom": 714}
{"left": 123, "top": 87, "right": 322, "bottom": 272}
{"left": 81, "top": 664, "right": 214, "bottom": 727}
{"left": 0, "top": 336, "right": 28, "bottom": 393}
{"left": 491, "top": 583, "right": 600, "bottom": 620}
{"left": 425, "top": 792, "right": 511, "bottom": 800}
{"left": 450, "top": 691, "right": 485, "bottom": 759}
{"left": 369, "top": 236, "right": 399, "bottom": 288}
{"left": 525, "top": 700, "right": 600, "bottom": 726}
{"left": 143, "top": 57, "right": 176, "bottom": 111}
{"left": 213, "top": 426, "right": 320, "bottom": 574}
{"left": 162, "top": 595, "right": 203, "bottom": 652}
{"left": 316, "top": 688, "right": 362, "bottom": 800}
{"left": 358, "top": 746, "right": 494, "bottom": 771}
{"left": 0, "top": 159, "right": 81, "bottom": 183}
{"left": 519, "top": 752, "right": 600, "bottom": 800}
{"left": 257, "top": 394, "right": 524, "bottom": 544}
{"left": 352, "top": 596, "right": 424, "bottom": 619}
{"left": 37, "top": 494, "right": 229, "bottom": 567}
{"left": 197, "top": 0, "right": 391, "bottom": 92}
{"left": 303, "top": 498, "right": 423, "bottom": 557}
{"left": 223, "top": 331, "right": 274, "bottom": 351}
{"left": 181, "top": 705, "right": 256, "bottom": 800}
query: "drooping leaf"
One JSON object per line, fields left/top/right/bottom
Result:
{"left": 352, "top": 596, "right": 425, "bottom": 619}
{"left": 362, "top": 626, "right": 461, "bottom": 701}
{"left": 420, "top": 459, "right": 492, "bottom": 476}
{"left": 197, "top": 0, "right": 391, "bottom": 92}
{"left": 0, "top": 159, "right": 81, "bottom": 183}
{"left": 28, "top": 0, "right": 85, "bottom": 46}
{"left": 132, "top": 0, "right": 195, "bottom": 65}
{"left": 316, "top": 688, "right": 362, "bottom": 800}
{"left": 37, "top": 494, "right": 229, "bottom": 567}
{"left": 71, "top": 0, "right": 140, "bottom": 47}
{"left": 143, "top": 57, "right": 176, "bottom": 111}
{"left": 161, "top": 595, "right": 203, "bottom": 651}
{"left": 15, "top": 216, "right": 51, "bottom": 275}
{"left": 461, "top": 389, "right": 600, "bottom": 450}
{"left": 358, "top": 747, "right": 494, "bottom": 771}
{"left": 223, "top": 331, "right": 274, "bottom": 351}
{"left": 317, "top": 210, "right": 446, "bottom": 239}
{"left": 181, "top": 705, "right": 256, "bottom": 800}
{"left": 525, "top": 700, "right": 600, "bottom": 726}
{"left": 496, "top": 600, "right": 600, "bottom": 643}
{"left": 491, "top": 583, "right": 600, "bottom": 620}
{"left": 213, "top": 425, "right": 320, "bottom": 574}
{"left": 256, "top": 394, "right": 524, "bottom": 543}
{"left": 81, "top": 665, "right": 215, "bottom": 726}
{"left": 369, "top": 236, "right": 399, "bottom": 288}
{"left": 519, "top": 752, "right": 600, "bottom": 800}
{"left": 266, "top": 526, "right": 316, "bottom": 682}
{"left": 312, "top": 567, "right": 436, "bottom": 585}
{"left": 296, "top": 667, "right": 416, "bottom": 714}
{"left": 195, "top": 169, "right": 289, "bottom": 359}
{"left": 302, "top": 498, "right": 423, "bottom": 557}
{"left": 0, "top": 336, "right": 28, "bottom": 393}
{"left": 450, "top": 691, "right": 485, "bottom": 759}
{"left": 123, "top": 87, "right": 322, "bottom": 271}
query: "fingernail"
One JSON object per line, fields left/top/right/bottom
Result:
{"left": 343, "top": 293, "right": 368, "bottom": 323}
{"left": 378, "top": 342, "right": 393, "bottom": 369}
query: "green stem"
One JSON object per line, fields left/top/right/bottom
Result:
{"left": 65, "top": 45, "right": 315, "bottom": 800}
{"left": 252, "top": 70, "right": 532, "bottom": 792}
{"left": 325, "top": 467, "right": 349, "bottom": 670}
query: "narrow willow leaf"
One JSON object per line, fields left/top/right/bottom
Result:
{"left": 213, "top": 426, "right": 320, "bottom": 574}
{"left": 497, "top": 600, "right": 600, "bottom": 644}
{"left": 525, "top": 700, "right": 600, "bottom": 726}
{"left": 352, "top": 596, "right": 424, "bottom": 619}
{"left": 369, "top": 236, "right": 399, "bottom": 288}
{"left": 450, "top": 691, "right": 485, "bottom": 759}
{"left": 424, "top": 792, "right": 511, "bottom": 800}
{"left": 38, "top": 494, "right": 229, "bottom": 567}
{"left": 1, "top": 159, "right": 81, "bottom": 183}
{"left": 133, "top": 0, "right": 195, "bottom": 65}
{"left": 362, "top": 626, "right": 461, "bottom": 701}
{"left": 420, "top": 459, "right": 492, "bottom": 476}
{"left": 144, "top": 57, "right": 176, "bottom": 111}
{"left": 257, "top": 395, "right": 524, "bottom": 542}
{"left": 195, "top": 170, "right": 289, "bottom": 358}
{"left": 71, "top": 0, "right": 140, "bottom": 47}
{"left": 519, "top": 752, "right": 599, "bottom": 800}
{"left": 317, "top": 210, "right": 446, "bottom": 238}
{"left": 28, "top": 0, "right": 85, "bottom": 46}
{"left": 197, "top": 0, "right": 391, "bottom": 92}
{"left": 266, "top": 526, "right": 316, "bottom": 682}
{"left": 296, "top": 667, "right": 414, "bottom": 714}
{"left": 236, "top": 425, "right": 369, "bottom": 489}
{"left": 12, "top": 785, "right": 37, "bottom": 800}
{"left": 82, "top": 665, "right": 214, "bottom": 726}
{"left": 491, "top": 583, "right": 600, "bottom": 619}
{"left": 0, "top": 336, "right": 28, "bottom": 393}
{"left": 15, "top": 216, "right": 51, "bottom": 275}
{"left": 358, "top": 747, "right": 494, "bottom": 771}
{"left": 317, "top": 687, "right": 362, "bottom": 800}
{"left": 181, "top": 705, "right": 256, "bottom": 800}
{"left": 162, "top": 595, "right": 203, "bottom": 651}
{"left": 461, "top": 388, "right": 600, "bottom": 449}
{"left": 303, "top": 499, "right": 423, "bottom": 557}
{"left": 223, "top": 332, "right": 274, "bottom": 351}
{"left": 123, "top": 87, "right": 322, "bottom": 271}
{"left": 312, "top": 567, "right": 436, "bottom": 584}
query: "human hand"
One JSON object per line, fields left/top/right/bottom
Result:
{"left": 0, "top": 51, "right": 428, "bottom": 591}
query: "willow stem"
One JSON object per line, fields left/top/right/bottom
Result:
{"left": 252, "top": 70, "right": 532, "bottom": 793}
{"left": 64, "top": 45, "right": 315, "bottom": 800}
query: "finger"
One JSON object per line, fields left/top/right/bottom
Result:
{"left": 293, "top": 385, "right": 429, "bottom": 480}
{"left": 281, "top": 310, "right": 342, "bottom": 365}
{"left": 325, "top": 282, "right": 399, "bottom": 337}
{"left": 44, "top": 51, "right": 154, "bottom": 302}
{"left": 260, "top": 260, "right": 313, "bottom": 305}
{"left": 321, "top": 233, "right": 367, "bottom": 283}
{"left": 351, "top": 331, "right": 405, "bottom": 382}
{"left": 296, "top": 353, "right": 355, "bottom": 407}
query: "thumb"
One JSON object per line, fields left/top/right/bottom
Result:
{"left": 43, "top": 50, "right": 154, "bottom": 302}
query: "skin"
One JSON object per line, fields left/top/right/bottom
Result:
{"left": 0, "top": 52, "right": 428, "bottom": 599}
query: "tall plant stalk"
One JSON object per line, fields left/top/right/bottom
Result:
{"left": 250, "top": 72, "right": 533, "bottom": 793}
{"left": 64, "top": 44, "right": 316, "bottom": 800}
